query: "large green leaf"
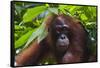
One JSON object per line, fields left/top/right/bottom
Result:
{"left": 24, "top": 23, "right": 48, "bottom": 49}
{"left": 15, "top": 29, "right": 34, "bottom": 49}
{"left": 23, "top": 14, "right": 54, "bottom": 49}
{"left": 23, "top": 6, "right": 47, "bottom": 22}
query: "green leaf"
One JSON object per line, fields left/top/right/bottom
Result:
{"left": 48, "top": 8, "right": 58, "bottom": 15}
{"left": 37, "top": 23, "right": 48, "bottom": 43}
{"left": 59, "top": 5, "right": 67, "bottom": 9}
{"left": 15, "top": 29, "right": 34, "bottom": 49}
{"left": 23, "top": 6, "right": 47, "bottom": 22}
{"left": 15, "top": 25, "right": 26, "bottom": 30}
{"left": 58, "top": 5, "right": 67, "bottom": 14}
{"left": 23, "top": 28, "right": 40, "bottom": 48}
{"left": 24, "top": 23, "right": 47, "bottom": 48}
{"left": 80, "top": 14, "right": 88, "bottom": 21}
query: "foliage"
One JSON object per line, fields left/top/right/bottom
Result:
{"left": 13, "top": 2, "right": 97, "bottom": 60}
